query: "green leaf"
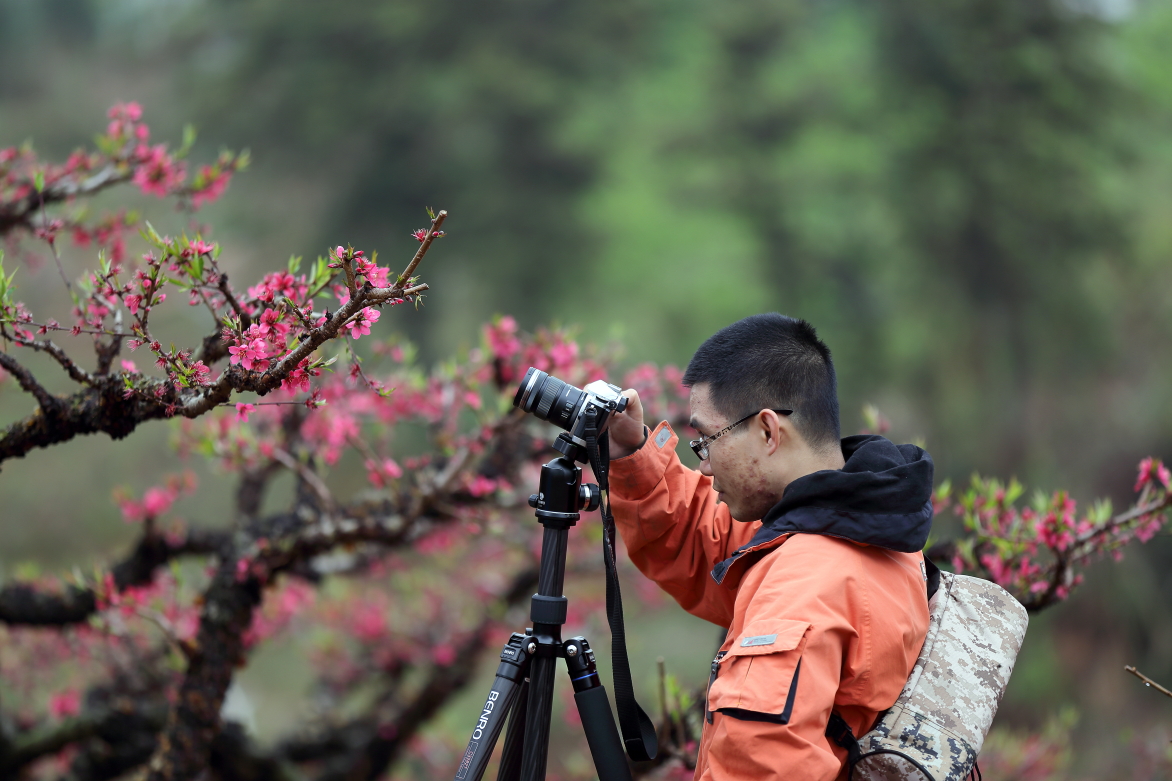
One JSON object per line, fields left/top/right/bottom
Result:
{"left": 33, "top": 170, "right": 44, "bottom": 194}
{"left": 288, "top": 255, "right": 302, "bottom": 275}
{"left": 180, "top": 124, "right": 197, "bottom": 155}
{"left": 141, "top": 221, "right": 164, "bottom": 247}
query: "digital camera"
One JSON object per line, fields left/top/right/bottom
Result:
{"left": 513, "top": 368, "right": 628, "bottom": 454}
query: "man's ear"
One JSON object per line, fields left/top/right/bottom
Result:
{"left": 760, "top": 410, "right": 786, "bottom": 456}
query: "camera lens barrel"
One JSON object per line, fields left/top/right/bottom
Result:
{"left": 514, "top": 368, "right": 587, "bottom": 432}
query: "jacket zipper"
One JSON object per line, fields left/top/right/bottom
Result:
{"left": 706, "top": 650, "right": 727, "bottom": 724}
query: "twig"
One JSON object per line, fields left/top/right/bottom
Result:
{"left": 22, "top": 321, "right": 134, "bottom": 337}
{"left": 1126, "top": 666, "right": 1172, "bottom": 699}
{"left": 217, "top": 272, "right": 252, "bottom": 329}
{"left": 1078, "top": 492, "right": 1172, "bottom": 544}
{"left": 272, "top": 447, "right": 335, "bottom": 512}
{"left": 221, "top": 400, "right": 309, "bottom": 409}
{"left": 341, "top": 254, "right": 358, "bottom": 298}
{"left": 398, "top": 210, "right": 447, "bottom": 286}
{"left": 37, "top": 188, "right": 73, "bottom": 294}
{"left": 132, "top": 605, "right": 197, "bottom": 660}
{"left": 12, "top": 336, "right": 96, "bottom": 385}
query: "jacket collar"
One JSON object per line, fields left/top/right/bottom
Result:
{"left": 711, "top": 435, "right": 935, "bottom": 586}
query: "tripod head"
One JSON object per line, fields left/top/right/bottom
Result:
{"left": 527, "top": 434, "right": 601, "bottom": 529}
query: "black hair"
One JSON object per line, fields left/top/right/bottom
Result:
{"left": 682, "top": 313, "right": 840, "bottom": 451}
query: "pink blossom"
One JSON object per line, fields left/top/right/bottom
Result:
{"left": 236, "top": 403, "right": 256, "bottom": 422}
{"left": 365, "top": 458, "right": 403, "bottom": 488}
{"left": 345, "top": 307, "right": 380, "bottom": 339}
{"left": 356, "top": 257, "right": 391, "bottom": 287}
{"left": 467, "top": 475, "right": 498, "bottom": 498}
{"left": 248, "top": 271, "right": 305, "bottom": 303}
{"left": 191, "top": 166, "right": 232, "bottom": 208}
{"left": 257, "top": 308, "right": 291, "bottom": 341}
{"left": 350, "top": 602, "right": 388, "bottom": 642}
{"left": 549, "top": 338, "right": 578, "bottom": 373}
{"left": 142, "top": 487, "right": 174, "bottom": 517}
{"left": 235, "top": 558, "right": 252, "bottom": 583}
{"left": 1135, "top": 457, "right": 1171, "bottom": 492}
{"left": 228, "top": 331, "right": 269, "bottom": 371}
{"left": 132, "top": 144, "right": 185, "bottom": 198}
{"left": 108, "top": 101, "right": 142, "bottom": 121}
{"left": 282, "top": 360, "right": 313, "bottom": 394}
{"left": 189, "top": 239, "right": 216, "bottom": 255}
{"left": 433, "top": 643, "right": 456, "bottom": 666}
{"left": 121, "top": 360, "right": 137, "bottom": 372}
{"left": 48, "top": 689, "right": 81, "bottom": 719}
{"left": 485, "top": 316, "right": 520, "bottom": 360}
{"left": 979, "top": 552, "right": 1012, "bottom": 586}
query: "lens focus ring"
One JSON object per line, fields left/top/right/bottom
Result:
{"left": 535, "top": 376, "right": 566, "bottom": 420}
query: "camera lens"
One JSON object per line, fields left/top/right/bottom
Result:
{"left": 513, "top": 368, "right": 587, "bottom": 432}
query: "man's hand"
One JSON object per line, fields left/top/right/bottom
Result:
{"left": 608, "top": 389, "right": 648, "bottom": 459}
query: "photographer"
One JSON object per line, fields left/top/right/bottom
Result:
{"left": 606, "top": 314, "right": 933, "bottom": 781}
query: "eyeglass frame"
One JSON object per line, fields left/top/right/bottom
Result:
{"left": 689, "top": 408, "right": 793, "bottom": 461}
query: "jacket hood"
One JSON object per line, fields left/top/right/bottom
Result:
{"left": 711, "top": 435, "right": 934, "bottom": 584}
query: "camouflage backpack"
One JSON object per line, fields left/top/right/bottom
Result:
{"left": 826, "top": 563, "right": 1029, "bottom": 781}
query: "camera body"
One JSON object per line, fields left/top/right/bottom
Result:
{"left": 513, "top": 368, "right": 627, "bottom": 459}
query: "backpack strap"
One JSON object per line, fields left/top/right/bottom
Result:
{"left": 825, "top": 711, "right": 862, "bottom": 766}
{"left": 925, "top": 556, "right": 941, "bottom": 600}
{"left": 826, "top": 558, "right": 940, "bottom": 769}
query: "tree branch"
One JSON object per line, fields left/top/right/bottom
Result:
{"left": 1125, "top": 665, "right": 1172, "bottom": 700}
{"left": 0, "top": 164, "right": 131, "bottom": 237}
{"left": 0, "top": 527, "right": 227, "bottom": 626}
{"left": 143, "top": 434, "right": 515, "bottom": 781}
{"left": 0, "top": 350, "right": 63, "bottom": 415}
{"left": 0, "top": 212, "right": 444, "bottom": 465}
{"left": 398, "top": 210, "right": 446, "bottom": 286}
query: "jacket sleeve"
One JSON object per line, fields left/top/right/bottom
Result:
{"left": 608, "top": 421, "right": 760, "bottom": 627}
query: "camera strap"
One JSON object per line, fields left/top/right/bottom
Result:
{"left": 583, "top": 407, "right": 659, "bottom": 762}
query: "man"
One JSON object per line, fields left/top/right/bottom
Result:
{"left": 606, "top": 313, "right": 932, "bottom": 781}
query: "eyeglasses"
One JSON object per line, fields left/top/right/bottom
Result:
{"left": 689, "top": 409, "right": 793, "bottom": 461}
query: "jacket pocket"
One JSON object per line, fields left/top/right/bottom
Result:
{"left": 707, "top": 619, "right": 809, "bottom": 725}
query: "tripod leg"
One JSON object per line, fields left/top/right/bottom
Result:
{"left": 519, "top": 652, "right": 558, "bottom": 781}
{"left": 565, "top": 637, "right": 634, "bottom": 781}
{"left": 453, "top": 633, "right": 531, "bottom": 781}
{"left": 495, "top": 679, "right": 529, "bottom": 781}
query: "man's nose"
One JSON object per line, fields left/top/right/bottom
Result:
{"left": 698, "top": 459, "right": 714, "bottom": 477}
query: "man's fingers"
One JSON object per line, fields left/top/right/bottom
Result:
{"left": 607, "top": 388, "right": 647, "bottom": 458}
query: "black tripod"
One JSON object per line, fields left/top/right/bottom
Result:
{"left": 452, "top": 434, "right": 634, "bottom": 781}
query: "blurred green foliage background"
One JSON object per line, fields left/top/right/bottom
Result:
{"left": 2, "top": 0, "right": 1172, "bottom": 775}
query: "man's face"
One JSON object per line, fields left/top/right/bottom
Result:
{"left": 688, "top": 384, "right": 785, "bottom": 522}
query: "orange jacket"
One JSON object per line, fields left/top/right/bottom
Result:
{"left": 609, "top": 422, "right": 930, "bottom": 781}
